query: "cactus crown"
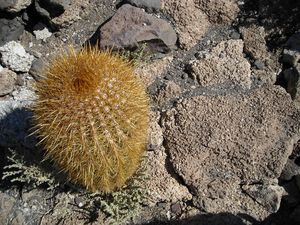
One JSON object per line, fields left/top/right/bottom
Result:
{"left": 32, "top": 47, "right": 149, "bottom": 192}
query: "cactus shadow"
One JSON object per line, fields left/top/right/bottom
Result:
{"left": 0, "top": 106, "right": 66, "bottom": 189}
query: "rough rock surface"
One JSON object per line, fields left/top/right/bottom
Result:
{"left": 162, "top": 85, "right": 300, "bottom": 220}
{"left": 135, "top": 56, "right": 173, "bottom": 87}
{"left": 0, "top": 69, "right": 17, "bottom": 96}
{"left": 51, "top": 0, "right": 89, "bottom": 28}
{"left": 240, "top": 25, "right": 269, "bottom": 61}
{"left": 29, "top": 58, "right": 45, "bottom": 81}
{"left": 195, "top": 0, "right": 239, "bottom": 24}
{"left": 241, "top": 183, "right": 284, "bottom": 213}
{"left": 33, "top": 27, "right": 52, "bottom": 42}
{"left": 0, "top": 18, "right": 24, "bottom": 46}
{"left": 162, "top": 0, "right": 210, "bottom": 49}
{"left": 0, "top": 41, "right": 34, "bottom": 73}
{"left": 280, "top": 159, "right": 300, "bottom": 181}
{"left": 148, "top": 111, "right": 164, "bottom": 150}
{"left": 145, "top": 148, "right": 193, "bottom": 206}
{"left": 189, "top": 40, "right": 251, "bottom": 88}
{"left": 240, "top": 25, "right": 280, "bottom": 85}
{"left": 99, "top": 4, "right": 177, "bottom": 53}
{"left": 0, "top": 0, "right": 32, "bottom": 13}
{"left": 0, "top": 189, "right": 52, "bottom": 225}
{"left": 157, "top": 81, "right": 182, "bottom": 106}
{"left": 125, "top": 0, "right": 161, "bottom": 12}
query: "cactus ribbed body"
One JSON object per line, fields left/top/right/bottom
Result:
{"left": 32, "top": 48, "right": 149, "bottom": 192}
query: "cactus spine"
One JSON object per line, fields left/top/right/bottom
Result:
{"left": 32, "top": 47, "right": 149, "bottom": 192}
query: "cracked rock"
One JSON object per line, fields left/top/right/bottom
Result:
{"left": 144, "top": 147, "right": 192, "bottom": 206}
{"left": 99, "top": 4, "right": 177, "bottom": 53}
{"left": 0, "top": 41, "right": 34, "bottom": 73}
{"left": 189, "top": 39, "right": 251, "bottom": 88}
{"left": 162, "top": 85, "right": 300, "bottom": 220}
{"left": 241, "top": 183, "right": 284, "bottom": 213}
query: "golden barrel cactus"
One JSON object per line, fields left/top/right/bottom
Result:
{"left": 32, "top": 47, "right": 149, "bottom": 192}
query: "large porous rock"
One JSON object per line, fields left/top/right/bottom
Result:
{"left": 240, "top": 25, "right": 268, "bottom": 61}
{"left": 189, "top": 40, "right": 251, "bottom": 88}
{"left": 135, "top": 56, "right": 173, "bottom": 87}
{"left": 99, "top": 4, "right": 177, "bottom": 53}
{"left": 162, "top": 0, "right": 210, "bottom": 50}
{"left": 0, "top": 18, "right": 24, "bottom": 46}
{"left": 195, "top": 0, "right": 239, "bottom": 24}
{"left": 0, "top": 0, "right": 32, "bottom": 13}
{"left": 162, "top": 85, "right": 300, "bottom": 220}
{"left": 145, "top": 148, "right": 193, "bottom": 206}
{"left": 240, "top": 25, "right": 279, "bottom": 85}
{"left": 0, "top": 41, "right": 34, "bottom": 73}
{"left": 0, "top": 69, "right": 17, "bottom": 96}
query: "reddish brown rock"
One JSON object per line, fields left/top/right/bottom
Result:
{"left": 99, "top": 4, "right": 177, "bottom": 53}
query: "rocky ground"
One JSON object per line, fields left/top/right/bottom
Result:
{"left": 0, "top": 0, "right": 300, "bottom": 224}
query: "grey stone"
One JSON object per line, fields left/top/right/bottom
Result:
{"left": 254, "top": 59, "right": 265, "bottom": 70}
{"left": 0, "top": 191, "right": 18, "bottom": 225}
{"left": 99, "top": 4, "right": 177, "bottom": 53}
{"left": 162, "top": 85, "right": 300, "bottom": 220}
{"left": 0, "top": 41, "right": 34, "bottom": 73}
{"left": 0, "top": 18, "right": 24, "bottom": 46}
{"left": 280, "top": 159, "right": 300, "bottom": 181}
{"left": 0, "top": 0, "right": 31, "bottom": 13}
{"left": 282, "top": 49, "right": 300, "bottom": 66}
{"left": 0, "top": 69, "right": 17, "bottom": 96}
{"left": 29, "top": 58, "right": 45, "bottom": 81}
{"left": 241, "top": 184, "right": 284, "bottom": 213}
{"left": 283, "top": 64, "right": 300, "bottom": 108}
{"left": 286, "top": 32, "right": 300, "bottom": 52}
{"left": 33, "top": 27, "right": 52, "bottom": 42}
{"left": 170, "top": 203, "right": 182, "bottom": 215}
{"left": 125, "top": 0, "right": 161, "bottom": 12}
